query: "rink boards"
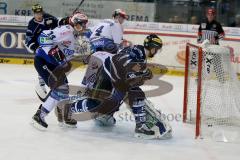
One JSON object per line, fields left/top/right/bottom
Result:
{"left": 0, "top": 17, "right": 240, "bottom": 76}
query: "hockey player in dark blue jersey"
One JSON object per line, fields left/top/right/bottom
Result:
{"left": 59, "top": 34, "right": 172, "bottom": 139}
{"left": 24, "top": 4, "right": 59, "bottom": 101}
{"left": 25, "top": 4, "right": 59, "bottom": 53}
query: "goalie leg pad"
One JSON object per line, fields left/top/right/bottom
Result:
{"left": 144, "top": 100, "right": 172, "bottom": 139}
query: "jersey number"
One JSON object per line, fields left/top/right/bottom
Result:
{"left": 47, "top": 31, "right": 56, "bottom": 40}
{"left": 95, "top": 26, "right": 104, "bottom": 36}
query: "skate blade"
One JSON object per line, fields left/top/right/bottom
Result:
{"left": 155, "top": 133, "right": 172, "bottom": 140}
{"left": 134, "top": 133, "right": 155, "bottom": 140}
{"left": 94, "top": 120, "right": 116, "bottom": 127}
{"left": 156, "top": 130, "right": 173, "bottom": 140}
{"left": 30, "top": 119, "right": 47, "bottom": 131}
{"left": 62, "top": 123, "right": 77, "bottom": 128}
{"left": 58, "top": 122, "right": 64, "bottom": 127}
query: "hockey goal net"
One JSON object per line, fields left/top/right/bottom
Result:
{"left": 183, "top": 42, "right": 240, "bottom": 142}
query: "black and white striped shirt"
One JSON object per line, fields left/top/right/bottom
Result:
{"left": 197, "top": 20, "right": 225, "bottom": 45}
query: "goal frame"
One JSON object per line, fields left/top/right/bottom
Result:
{"left": 183, "top": 43, "right": 203, "bottom": 139}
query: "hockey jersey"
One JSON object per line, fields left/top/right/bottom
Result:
{"left": 90, "top": 19, "right": 124, "bottom": 45}
{"left": 36, "top": 25, "right": 81, "bottom": 65}
{"left": 25, "top": 13, "right": 59, "bottom": 52}
{"left": 82, "top": 45, "right": 149, "bottom": 92}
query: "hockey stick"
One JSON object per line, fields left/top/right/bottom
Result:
{"left": 73, "top": 0, "right": 85, "bottom": 13}
{"left": 35, "top": 90, "right": 51, "bottom": 102}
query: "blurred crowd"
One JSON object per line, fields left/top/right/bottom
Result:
{"left": 168, "top": 14, "right": 240, "bottom": 27}
{"left": 131, "top": 0, "right": 240, "bottom": 27}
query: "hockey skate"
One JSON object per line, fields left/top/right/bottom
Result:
{"left": 63, "top": 104, "right": 77, "bottom": 128}
{"left": 32, "top": 105, "right": 48, "bottom": 130}
{"left": 56, "top": 106, "right": 64, "bottom": 127}
{"left": 134, "top": 123, "right": 155, "bottom": 139}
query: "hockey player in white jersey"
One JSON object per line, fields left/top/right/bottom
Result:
{"left": 32, "top": 12, "right": 89, "bottom": 129}
{"left": 89, "top": 9, "right": 127, "bottom": 53}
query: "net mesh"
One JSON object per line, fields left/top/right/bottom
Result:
{"left": 185, "top": 44, "right": 240, "bottom": 141}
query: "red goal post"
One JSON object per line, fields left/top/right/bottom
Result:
{"left": 183, "top": 43, "right": 203, "bottom": 138}
{"left": 182, "top": 42, "right": 240, "bottom": 142}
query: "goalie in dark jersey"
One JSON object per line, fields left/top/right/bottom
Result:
{"left": 59, "top": 34, "right": 172, "bottom": 139}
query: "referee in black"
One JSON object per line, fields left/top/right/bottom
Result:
{"left": 197, "top": 8, "right": 226, "bottom": 83}
{"left": 197, "top": 8, "right": 225, "bottom": 45}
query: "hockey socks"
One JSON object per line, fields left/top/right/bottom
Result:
{"left": 70, "top": 98, "right": 100, "bottom": 113}
{"left": 132, "top": 100, "right": 147, "bottom": 124}
{"left": 42, "top": 96, "right": 58, "bottom": 113}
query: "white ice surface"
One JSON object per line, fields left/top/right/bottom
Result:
{"left": 0, "top": 64, "right": 239, "bottom": 160}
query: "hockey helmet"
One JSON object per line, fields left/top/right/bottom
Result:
{"left": 112, "top": 9, "right": 127, "bottom": 19}
{"left": 70, "top": 13, "right": 88, "bottom": 26}
{"left": 32, "top": 4, "right": 43, "bottom": 13}
{"left": 143, "top": 34, "right": 163, "bottom": 50}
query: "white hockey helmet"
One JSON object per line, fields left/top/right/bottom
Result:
{"left": 112, "top": 9, "right": 127, "bottom": 19}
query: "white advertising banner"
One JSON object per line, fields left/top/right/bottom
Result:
{"left": 0, "top": 0, "right": 155, "bottom": 22}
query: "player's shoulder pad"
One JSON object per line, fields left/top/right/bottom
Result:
{"left": 27, "top": 18, "right": 38, "bottom": 29}
{"left": 55, "top": 24, "right": 72, "bottom": 30}
{"left": 43, "top": 13, "right": 57, "bottom": 19}
{"left": 103, "top": 19, "right": 115, "bottom": 26}
{"left": 119, "top": 45, "right": 146, "bottom": 61}
{"left": 28, "top": 17, "right": 35, "bottom": 24}
{"left": 125, "top": 45, "right": 145, "bottom": 62}
{"left": 54, "top": 24, "right": 73, "bottom": 36}
{"left": 64, "top": 24, "right": 74, "bottom": 31}
{"left": 134, "top": 45, "right": 145, "bottom": 51}
{"left": 119, "top": 46, "right": 131, "bottom": 54}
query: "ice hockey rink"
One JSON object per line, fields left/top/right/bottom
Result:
{"left": 0, "top": 64, "right": 239, "bottom": 160}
